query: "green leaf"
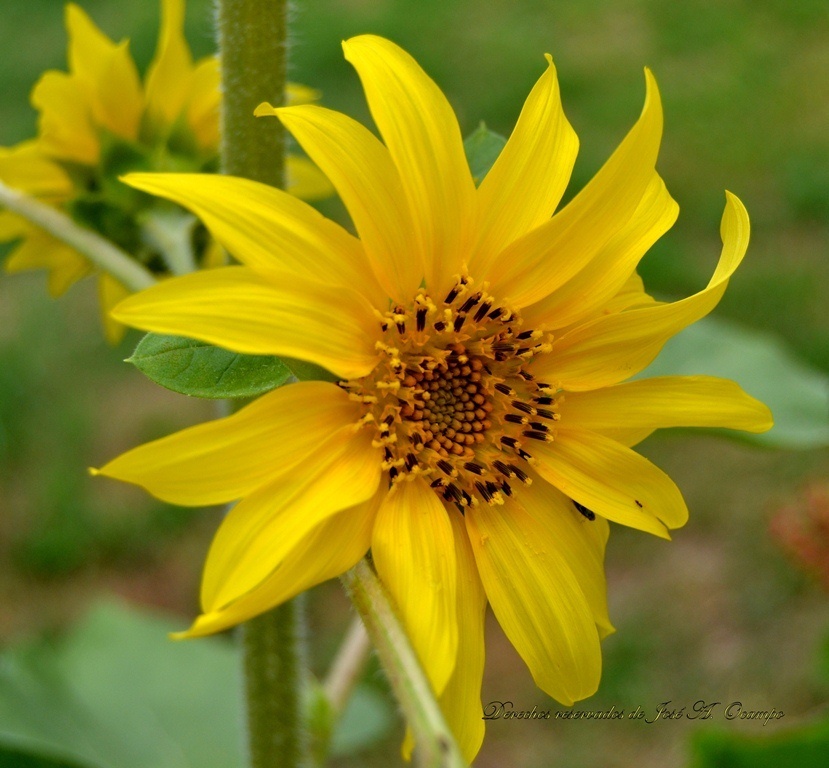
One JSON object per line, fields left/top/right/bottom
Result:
{"left": 331, "top": 685, "right": 394, "bottom": 756}
{"left": 281, "top": 357, "right": 340, "bottom": 383}
{"left": 306, "top": 678, "right": 393, "bottom": 762}
{"left": 640, "top": 316, "right": 829, "bottom": 448}
{"left": 691, "top": 717, "right": 829, "bottom": 768}
{"left": 128, "top": 333, "right": 292, "bottom": 398}
{"left": 0, "top": 600, "right": 245, "bottom": 768}
{"left": 0, "top": 599, "right": 393, "bottom": 768}
{"left": 464, "top": 122, "right": 507, "bottom": 185}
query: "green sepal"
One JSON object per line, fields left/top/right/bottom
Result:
{"left": 127, "top": 333, "right": 293, "bottom": 398}
{"left": 463, "top": 122, "right": 507, "bottom": 185}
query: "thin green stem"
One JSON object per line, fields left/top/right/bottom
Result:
{"left": 323, "top": 615, "right": 372, "bottom": 716}
{"left": 216, "top": 1, "right": 304, "bottom": 767}
{"left": 342, "top": 559, "right": 467, "bottom": 768}
{"left": 0, "top": 180, "right": 156, "bottom": 292}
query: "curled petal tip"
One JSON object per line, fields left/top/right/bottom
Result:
{"left": 253, "top": 101, "right": 278, "bottom": 118}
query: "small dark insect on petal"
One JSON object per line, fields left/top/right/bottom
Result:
{"left": 572, "top": 500, "right": 596, "bottom": 521}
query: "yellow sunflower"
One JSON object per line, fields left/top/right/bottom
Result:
{"left": 95, "top": 35, "right": 772, "bottom": 761}
{"left": 0, "top": 0, "right": 330, "bottom": 343}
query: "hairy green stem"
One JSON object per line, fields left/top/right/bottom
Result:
{"left": 216, "top": 1, "right": 303, "bottom": 767}
{"left": 0, "top": 180, "right": 156, "bottom": 292}
{"left": 342, "top": 559, "right": 467, "bottom": 768}
{"left": 218, "top": 0, "right": 287, "bottom": 187}
{"left": 241, "top": 598, "right": 307, "bottom": 768}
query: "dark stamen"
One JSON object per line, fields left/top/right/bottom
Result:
{"left": 474, "top": 301, "right": 492, "bottom": 322}
{"left": 464, "top": 461, "right": 485, "bottom": 475}
{"left": 416, "top": 307, "right": 427, "bottom": 332}
{"left": 509, "top": 464, "right": 528, "bottom": 483}
{"left": 444, "top": 483, "right": 462, "bottom": 503}
{"left": 475, "top": 481, "right": 492, "bottom": 502}
{"left": 523, "top": 430, "right": 549, "bottom": 441}
{"left": 459, "top": 293, "right": 481, "bottom": 314}
{"left": 495, "top": 383, "right": 514, "bottom": 396}
{"left": 492, "top": 460, "right": 512, "bottom": 477}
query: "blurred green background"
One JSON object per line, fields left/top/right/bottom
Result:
{"left": 1, "top": 1, "right": 828, "bottom": 767}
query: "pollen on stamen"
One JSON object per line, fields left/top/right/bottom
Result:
{"left": 342, "top": 281, "right": 557, "bottom": 505}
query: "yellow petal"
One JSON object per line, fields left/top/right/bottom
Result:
{"left": 532, "top": 427, "right": 688, "bottom": 537}
{"left": 261, "top": 102, "right": 422, "bottom": 302}
{"left": 470, "top": 55, "right": 578, "bottom": 278}
{"left": 202, "top": 425, "right": 381, "bottom": 610}
{"left": 65, "top": 3, "right": 142, "bottom": 141}
{"left": 435, "top": 508, "right": 487, "bottom": 763}
{"left": 531, "top": 193, "right": 750, "bottom": 390}
{"left": 523, "top": 175, "right": 678, "bottom": 330}
{"left": 285, "top": 156, "right": 334, "bottom": 202}
{"left": 185, "top": 56, "right": 221, "bottom": 151}
{"left": 31, "top": 71, "right": 99, "bottom": 164}
{"left": 286, "top": 83, "right": 320, "bottom": 105}
{"left": 560, "top": 375, "right": 773, "bottom": 434}
{"left": 485, "top": 69, "right": 663, "bottom": 308}
{"left": 111, "top": 265, "right": 382, "bottom": 380}
{"left": 466, "top": 500, "right": 601, "bottom": 706}
{"left": 97, "top": 273, "right": 130, "bottom": 345}
{"left": 179, "top": 488, "right": 382, "bottom": 638}
{"left": 144, "top": 0, "right": 194, "bottom": 134}
{"left": 518, "top": 476, "right": 613, "bottom": 637}
{"left": 122, "top": 172, "right": 387, "bottom": 307}
{"left": 4, "top": 226, "right": 90, "bottom": 296}
{"left": 94, "top": 381, "right": 360, "bottom": 506}
{"left": 342, "top": 35, "right": 476, "bottom": 296}
{"left": 371, "top": 477, "right": 458, "bottom": 696}
{"left": 0, "top": 142, "right": 74, "bottom": 202}
{"left": 597, "top": 270, "right": 661, "bottom": 315}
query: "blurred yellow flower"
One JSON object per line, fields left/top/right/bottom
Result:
{"left": 95, "top": 35, "right": 772, "bottom": 761}
{"left": 0, "top": 0, "right": 331, "bottom": 343}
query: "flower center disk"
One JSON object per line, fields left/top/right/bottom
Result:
{"left": 344, "top": 278, "right": 560, "bottom": 509}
